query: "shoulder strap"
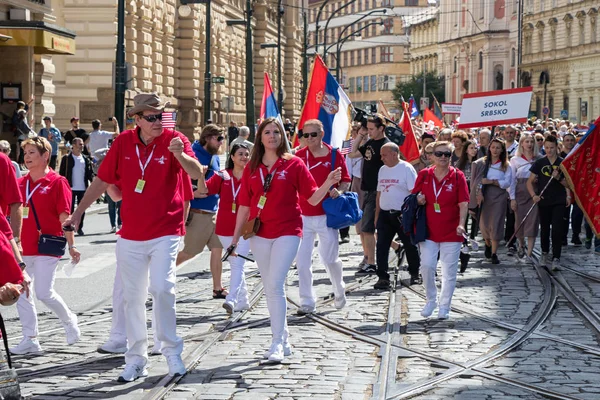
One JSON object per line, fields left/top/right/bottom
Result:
{"left": 331, "top": 148, "right": 337, "bottom": 171}
{"left": 29, "top": 198, "right": 42, "bottom": 233}
{"left": 0, "top": 313, "right": 13, "bottom": 368}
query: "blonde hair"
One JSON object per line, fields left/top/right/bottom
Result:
{"left": 21, "top": 137, "right": 52, "bottom": 165}
{"left": 431, "top": 140, "right": 455, "bottom": 152}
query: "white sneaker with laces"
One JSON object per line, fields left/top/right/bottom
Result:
{"left": 98, "top": 339, "right": 127, "bottom": 354}
{"left": 263, "top": 342, "right": 292, "bottom": 359}
{"left": 10, "top": 337, "right": 42, "bottom": 355}
{"left": 64, "top": 317, "right": 81, "bottom": 345}
{"left": 166, "top": 354, "right": 186, "bottom": 377}
{"left": 334, "top": 293, "right": 347, "bottom": 309}
{"left": 267, "top": 343, "right": 284, "bottom": 362}
{"left": 233, "top": 301, "right": 250, "bottom": 312}
{"left": 438, "top": 307, "right": 450, "bottom": 320}
{"left": 117, "top": 363, "right": 148, "bottom": 382}
{"left": 222, "top": 301, "right": 234, "bottom": 315}
{"left": 421, "top": 301, "right": 437, "bottom": 318}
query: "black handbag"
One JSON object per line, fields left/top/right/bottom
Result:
{"left": 29, "top": 199, "right": 67, "bottom": 257}
{"left": 0, "top": 313, "right": 22, "bottom": 400}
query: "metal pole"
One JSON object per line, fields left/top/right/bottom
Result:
{"left": 517, "top": 0, "right": 524, "bottom": 87}
{"left": 422, "top": 66, "right": 427, "bottom": 111}
{"left": 203, "top": 0, "right": 212, "bottom": 124}
{"left": 323, "top": 0, "right": 359, "bottom": 58}
{"left": 245, "top": 0, "right": 255, "bottom": 138}
{"left": 277, "top": 0, "right": 284, "bottom": 113}
{"left": 114, "top": 0, "right": 126, "bottom": 129}
{"left": 314, "top": 0, "right": 331, "bottom": 56}
{"left": 302, "top": 9, "right": 308, "bottom": 103}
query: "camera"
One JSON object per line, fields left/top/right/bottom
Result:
{"left": 108, "top": 117, "right": 113, "bottom": 122}
{"left": 353, "top": 106, "right": 406, "bottom": 147}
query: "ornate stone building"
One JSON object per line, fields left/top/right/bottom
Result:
{"left": 405, "top": 7, "right": 438, "bottom": 76}
{"left": 521, "top": 0, "right": 599, "bottom": 124}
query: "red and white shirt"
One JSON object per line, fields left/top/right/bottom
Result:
{"left": 0, "top": 152, "right": 22, "bottom": 218}
{"left": 98, "top": 128, "right": 196, "bottom": 241}
{"left": 238, "top": 156, "right": 319, "bottom": 238}
{"left": 18, "top": 170, "right": 72, "bottom": 257}
{"left": 412, "top": 166, "right": 469, "bottom": 243}
{"left": 205, "top": 169, "right": 241, "bottom": 237}
{"left": 295, "top": 144, "right": 351, "bottom": 216}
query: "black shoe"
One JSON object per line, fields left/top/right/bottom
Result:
{"left": 585, "top": 238, "right": 593, "bottom": 250}
{"left": 484, "top": 244, "right": 492, "bottom": 259}
{"left": 572, "top": 237, "right": 582, "bottom": 247}
{"left": 339, "top": 237, "right": 350, "bottom": 245}
{"left": 491, "top": 254, "right": 500, "bottom": 264}
{"left": 562, "top": 238, "right": 568, "bottom": 247}
{"left": 374, "top": 278, "right": 391, "bottom": 290}
{"left": 409, "top": 275, "right": 421, "bottom": 285}
{"left": 459, "top": 252, "right": 470, "bottom": 273}
{"left": 77, "top": 229, "right": 84, "bottom": 236}
{"left": 507, "top": 245, "right": 517, "bottom": 257}
{"left": 355, "top": 264, "right": 377, "bottom": 275}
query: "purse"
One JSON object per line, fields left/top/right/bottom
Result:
{"left": 322, "top": 149, "right": 362, "bottom": 229}
{"left": 241, "top": 167, "right": 278, "bottom": 240}
{"left": 0, "top": 313, "right": 22, "bottom": 400}
{"left": 30, "top": 198, "right": 67, "bottom": 257}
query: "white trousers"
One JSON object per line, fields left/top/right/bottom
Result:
{"left": 418, "top": 240, "right": 462, "bottom": 309}
{"left": 116, "top": 235, "right": 183, "bottom": 366}
{"left": 218, "top": 235, "right": 250, "bottom": 306}
{"left": 249, "top": 235, "right": 300, "bottom": 345}
{"left": 16, "top": 256, "right": 76, "bottom": 338}
{"left": 296, "top": 215, "right": 345, "bottom": 309}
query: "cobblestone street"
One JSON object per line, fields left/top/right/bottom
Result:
{"left": 7, "top": 235, "right": 600, "bottom": 399}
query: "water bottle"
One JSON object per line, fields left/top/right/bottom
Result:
{"left": 63, "top": 260, "right": 78, "bottom": 277}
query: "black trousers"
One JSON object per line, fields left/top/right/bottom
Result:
{"left": 570, "top": 203, "right": 583, "bottom": 239}
{"left": 504, "top": 201, "right": 516, "bottom": 246}
{"left": 376, "top": 210, "right": 420, "bottom": 280}
{"left": 71, "top": 190, "right": 86, "bottom": 231}
{"left": 339, "top": 226, "right": 350, "bottom": 239}
{"left": 539, "top": 203, "right": 564, "bottom": 260}
{"left": 49, "top": 155, "right": 57, "bottom": 170}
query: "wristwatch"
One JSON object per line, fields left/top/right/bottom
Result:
{"left": 18, "top": 262, "right": 26, "bottom": 271}
{"left": 14, "top": 237, "right": 20, "bottom": 244}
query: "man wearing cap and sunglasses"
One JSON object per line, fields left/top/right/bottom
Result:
{"left": 178, "top": 124, "right": 228, "bottom": 299}
{"left": 64, "top": 117, "right": 90, "bottom": 156}
{"left": 63, "top": 92, "right": 204, "bottom": 383}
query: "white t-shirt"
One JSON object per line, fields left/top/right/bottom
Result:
{"left": 71, "top": 154, "right": 86, "bottom": 191}
{"left": 346, "top": 155, "right": 362, "bottom": 179}
{"left": 377, "top": 160, "right": 417, "bottom": 211}
{"left": 88, "top": 130, "right": 113, "bottom": 155}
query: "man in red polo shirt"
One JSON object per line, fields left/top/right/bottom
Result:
{"left": 64, "top": 93, "right": 204, "bottom": 382}
{"left": 0, "top": 151, "right": 23, "bottom": 249}
{"left": 294, "top": 119, "right": 351, "bottom": 314}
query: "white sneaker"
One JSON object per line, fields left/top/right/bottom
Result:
{"left": 98, "top": 339, "right": 127, "bottom": 354}
{"left": 166, "top": 354, "right": 186, "bottom": 377}
{"left": 296, "top": 305, "right": 315, "bottom": 316}
{"left": 438, "top": 307, "right": 450, "bottom": 320}
{"left": 539, "top": 252, "right": 548, "bottom": 267}
{"left": 10, "top": 337, "right": 42, "bottom": 355}
{"left": 263, "top": 342, "right": 292, "bottom": 359}
{"left": 334, "top": 293, "right": 347, "bottom": 309}
{"left": 551, "top": 258, "right": 561, "bottom": 271}
{"left": 117, "top": 363, "right": 148, "bottom": 382}
{"left": 233, "top": 301, "right": 250, "bottom": 312}
{"left": 267, "top": 343, "right": 284, "bottom": 362}
{"left": 421, "top": 301, "right": 437, "bottom": 318}
{"left": 150, "top": 342, "right": 162, "bottom": 356}
{"left": 64, "top": 317, "right": 81, "bottom": 345}
{"left": 222, "top": 301, "right": 234, "bottom": 315}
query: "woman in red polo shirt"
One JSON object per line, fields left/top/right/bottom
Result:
{"left": 11, "top": 137, "right": 81, "bottom": 355}
{"left": 229, "top": 117, "right": 341, "bottom": 363}
{"left": 202, "top": 143, "right": 252, "bottom": 314}
{"left": 412, "top": 141, "right": 469, "bottom": 320}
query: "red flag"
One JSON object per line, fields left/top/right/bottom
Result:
{"left": 561, "top": 116, "right": 600, "bottom": 236}
{"left": 423, "top": 108, "right": 443, "bottom": 129}
{"left": 399, "top": 102, "right": 420, "bottom": 164}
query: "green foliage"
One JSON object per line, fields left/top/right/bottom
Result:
{"left": 392, "top": 71, "right": 445, "bottom": 109}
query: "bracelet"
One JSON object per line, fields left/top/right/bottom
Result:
{"left": 69, "top": 245, "right": 77, "bottom": 250}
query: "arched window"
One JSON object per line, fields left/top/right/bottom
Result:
{"left": 453, "top": 56, "right": 457, "bottom": 73}
{"left": 511, "top": 48, "right": 516, "bottom": 67}
{"left": 478, "top": 51, "right": 483, "bottom": 70}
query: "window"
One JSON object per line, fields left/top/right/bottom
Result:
{"left": 372, "top": 24, "right": 377, "bottom": 37}
{"left": 478, "top": 51, "right": 483, "bottom": 70}
{"left": 479, "top": 0, "right": 485, "bottom": 19}
{"left": 350, "top": 51, "right": 355, "bottom": 66}
{"left": 381, "top": 46, "right": 392, "bottom": 62}
{"left": 357, "top": 50, "right": 362, "bottom": 65}
{"left": 365, "top": 0, "right": 369, "bottom": 9}
{"left": 511, "top": 48, "right": 516, "bottom": 67}
{"left": 563, "top": 95, "right": 569, "bottom": 114}
{"left": 579, "top": 19, "right": 585, "bottom": 45}
{"left": 372, "top": 47, "right": 377, "bottom": 63}
{"left": 371, "top": 75, "right": 377, "bottom": 91}
{"left": 364, "top": 49, "right": 369, "bottom": 64}
{"left": 363, "top": 76, "right": 370, "bottom": 92}
{"left": 358, "top": 0, "right": 362, "bottom": 12}
{"left": 592, "top": 17, "right": 597, "bottom": 44}
{"left": 453, "top": 56, "right": 457, "bottom": 73}
{"left": 357, "top": 76, "right": 363, "bottom": 92}
{"left": 550, "top": 27, "right": 557, "bottom": 49}
{"left": 343, "top": 51, "right": 348, "bottom": 67}
{"left": 405, "top": 0, "right": 418, "bottom": 5}
{"left": 349, "top": 77, "right": 355, "bottom": 93}
{"left": 382, "top": 18, "right": 394, "bottom": 35}
{"left": 540, "top": 0, "right": 544, "bottom": 12}
{"left": 351, "top": 3, "right": 355, "bottom": 13}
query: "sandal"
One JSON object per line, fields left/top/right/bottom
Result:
{"left": 212, "top": 288, "right": 228, "bottom": 299}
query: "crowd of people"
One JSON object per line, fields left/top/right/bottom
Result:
{"left": 0, "top": 92, "right": 597, "bottom": 385}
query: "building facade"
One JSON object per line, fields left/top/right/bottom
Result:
{"left": 405, "top": 7, "right": 439, "bottom": 77}
{"left": 521, "top": 0, "right": 599, "bottom": 124}
{"left": 308, "top": 0, "right": 429, "bottom": 118}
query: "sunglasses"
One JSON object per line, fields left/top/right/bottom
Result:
{"left": 536, "top": 138, "right": 544, "bottom": 142}
{"left": 213, "top": 135, "right": 225, "bottom": 142}
{"left": 301, "top": 132, "right": 319, "bottom": 139}
{"left": 434, "top": 151, "right": 452, "bottom": 158}
{"left": 140, "top": 113, "right": 163, "bottom": 123}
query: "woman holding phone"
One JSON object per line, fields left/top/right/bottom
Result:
{"left": 229, "top": 118, "right": 341, "bottom": 363}
{"left": 11, "top": 137, "right": 81, "bottom": 355}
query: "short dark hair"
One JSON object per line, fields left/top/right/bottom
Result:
{"left": 199, "top": 124, "right": 223, "bottom": 146}
{"left": 544, "top": 135, "right": 558, "bottom": 145}
{"left": 92, "top": 119, "right": 101, "bottom": 130}
{"left": 227, "top": 143, "right": 250, "bottom": 170}
{"left": 367, "top": 114, "right": 385, "bottom": 129}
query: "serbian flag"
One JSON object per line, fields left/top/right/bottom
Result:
{"left": 423, "top": 108, "right": 443, "bottom": 129}
{"left": 260, "top": 73, "right": 283, "bottom": 126}
{"left": 297, "top": 55, "right": 351, "bottom": 148}
{"left": 399, "top": 101, "right": 421, "bottom": 164}
{"left": 409, "top": 95, "right": 419, "bottom": 118}
{"left": 560, "top": 116, "right": 600, "bottom": 236}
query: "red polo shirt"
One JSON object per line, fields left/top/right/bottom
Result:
{"left": 19, "top": 170, "right": 72, "bottom": 257}
{"left": 98, "top": 128, "right": 196, "bottom": 241}
{"left": 412, "top": 166, "right": 469, "bottom": 243}
{"left": 238, "top": 156, "right": 319, "bottom": 239}
{"left": 206, "top": 169, "right": 241, "bottom": 237}
{"left": 295, "top": 144, "right": 351, "bottom": 216}
{"left": 0, "top": 211, "right": 12, "bottom": 240}
{"left": 0, "top": 152, "right": 22, "bottom": 218}
{"left": 0, "top": 230, "right": 23, "bottom": 286}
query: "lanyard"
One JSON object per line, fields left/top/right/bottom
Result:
{"left": 306, "top": 153, "right": 322, "bottom": 171}
{"left": 230, "top": 178, "right": 240, "bottom": 201}
{"left": 25, "top": 179, "right": 42, "bottom": 206}
{"left": 432, "top": 177, "right": 447, "bottom": 204}
{"left": 135, "top": 145, "right": 155, "bottom": 180}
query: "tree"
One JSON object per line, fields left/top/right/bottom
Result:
{"left": 392, "top": 71, "right": 445, "bottom": 111}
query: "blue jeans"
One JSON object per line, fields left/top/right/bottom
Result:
{"left": 107, "top": 193, "right": 122, "bottom": 228}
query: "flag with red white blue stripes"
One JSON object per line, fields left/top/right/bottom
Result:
{"left": 162, "top": 112, "right": 176, "bottom": 129}
{"left": 340, "top": 138, "right": 353, "bottom": 155}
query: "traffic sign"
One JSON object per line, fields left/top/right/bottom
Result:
{"left": 212, "top": 76, "right": 225, "bottom": 84}
{"left": 542, "top": 106, "right": 549, "bottom": 116}
{"left": 560, "top": 109, "right": 568, "bottom": 119}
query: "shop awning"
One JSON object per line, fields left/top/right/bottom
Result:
{"left": 0, "top": 20, "right": 76, "bottom": 55}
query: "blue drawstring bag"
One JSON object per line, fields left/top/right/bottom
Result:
{"left": 322, "top": 149, "right": 363, "bottom": 229}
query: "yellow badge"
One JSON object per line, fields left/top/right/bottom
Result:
{"left": 232, "top": 203, "right": 237, "bottom": 213}
{"left": 135, "top": 179, "right": 146, "bottom": 194}
{"left": 257, "top": 195, "right": 267, "bottom": 209}
{"left": 22, "top": 207, "right": 29, "bottom": 219}
{"left": 434, "top": 203, "right": 441, "bottom": 213}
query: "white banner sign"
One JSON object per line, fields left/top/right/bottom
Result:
{"left": 441, "top": 103, "right": 462, "bottom": 114}
{"left": 457, "top": 87, "right": 533, "bottom": 129}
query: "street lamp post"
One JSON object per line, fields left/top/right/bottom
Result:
{"left": 314, "top": 0, "right": 332, "bottom": 56}
{"left": 322, "top": 0, "right": 360, "bottom": 58}
{"left": 226, "top": 0, "right": 256, "bottom": 138}
{"left": 327, "top": 9, "right": 387, "bottom": 59}
{"left": 114, "top": 0, "right": 126, "bottom": 129}
{"left": 277, "top": 0, "right": 284, "bottom": 113}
